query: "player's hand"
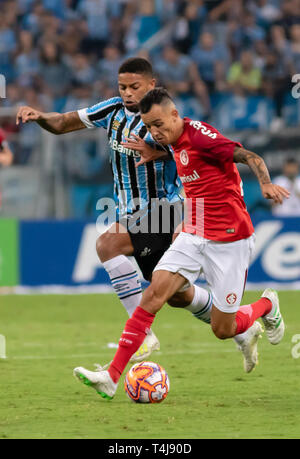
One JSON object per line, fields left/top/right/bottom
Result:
{"left": 261, "top": 183, "right": 290, "bottom": 204}
{"left": 121, "top": 134, "right": 165, "bottom": 167}
{"left": 16, "top": 106, "right": 43, "bottom": 125}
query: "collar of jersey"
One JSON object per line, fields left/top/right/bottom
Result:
{"left": 124, "top": 107, "right": 140, "bottom": 117}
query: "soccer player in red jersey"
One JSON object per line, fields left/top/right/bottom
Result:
{"left": 74, "top": 88, "right": 290, "bottom": 400}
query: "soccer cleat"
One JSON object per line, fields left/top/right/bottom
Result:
{"left": 129, "top": 329, "right": 160, "bottom": 363}
{"left": 73, "top": 363, "right": 118, "bottom": 400}
{"left": 261, "top": 288, "right": 285, "bottom": 345}
{"left": 237, "top": 321, "right": 264, "bottom": 373}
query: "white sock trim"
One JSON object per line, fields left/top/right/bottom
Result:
{"left": 102, "top": 255, "right": 130, "bottom": 272}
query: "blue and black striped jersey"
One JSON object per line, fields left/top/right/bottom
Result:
{"left": 78, "top": 97, "right": 182, "bottom": 215}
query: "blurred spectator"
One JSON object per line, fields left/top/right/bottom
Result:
{"left": 253, "top": 39, "right": 269, "bottom": 70}
{"left": 154, "top": 44, "right": 211, "bottom": 115}
{"left": 97, "top": 45, "right": 123, "bottom": 90}
{"left": 191, "top": 31, "right": 229, "bottom": 93}
{"left": 15, "top": 30, "right": 40, "bottom": 86}
{"left": 276, "top": 0, "right": 300, "bottom": 33}
{"left": 38, "top": 42, "right": 71, "bottom": 98}
{"left": 272, "top": 158, "right": 300, "bottom": 216}
{"left": 262, "top": 50, "right": 290, "bottom": 131}
{"left": 125, "top": 0, "right": 161, "bottom": 52}
{"left": 15, "top": 86, "right": 50, "bottom": 164}
{"left": 229, "top": 10, "right": 266, "bottom": 58}
{"left": 0, "top": 128, "right": 14, "bottom": 167}
{"left": 172, "top": 1, "right": 207, "bottom": 54}
{"left": 227, "top": 50, "right": 262, "bottom": 96}
{"left": 0, "top": 13, "right": 17, "bottom": 82}
{"left": 59, "top": 19, "right": 85, "bottom": 57}
{"left": 249, "top": 0, "right": 282, "bottom": 29}
{"left": 285, "top": 24, "right": 300, "bottom": 75}
{"left": 78, "top": 0, "right": 120, "bottom": 57}
{"left": 68, "top": 53, "right": 96, "bottom": 86}
{"left": 62, "top": 83, "right": 94, "bottom": 112}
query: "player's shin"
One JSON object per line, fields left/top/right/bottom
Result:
{"left": 108, "top": 306, "right": 155, "bottom": 383}
{"left": 102, "top": 255, "right": 142, "bottom": 317}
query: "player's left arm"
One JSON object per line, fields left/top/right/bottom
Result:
{"left": 233, "top": 146, "right": 290, "bottom": 204}
{"left": 121, "top": 134, "right": 171, "bottom": 167}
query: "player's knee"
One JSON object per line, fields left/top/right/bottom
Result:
{"left": 211, "top": 323, "right": 232, "bottom": 340}
{"left": 96, "top": 232, "right": 115, "bottom": 261}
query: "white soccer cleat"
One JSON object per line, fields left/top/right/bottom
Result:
{"left": 237, "top": 321, "right": 264, "bottom": 373}
{"left": 129, "top": 329, "right": 160, "bottom": 363}
{"left": 73, "top": 364, "right": 118, "bottom": 400}
{"left": 261, "top": 288, "right": 285, "bottom": 345}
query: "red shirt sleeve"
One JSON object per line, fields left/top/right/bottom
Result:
{"left": 188, "top": 120, "right": 242, "bottom": 163}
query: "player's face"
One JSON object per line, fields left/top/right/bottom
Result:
{"left": 118, "top": 73, "right": 155, "bottom": 112}
{"left": 141, "top": 104, "right": 182, "bottom": 145}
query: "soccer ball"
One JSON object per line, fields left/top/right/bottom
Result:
{"left": 124, "top": 361, "right": 170, "bottom": 403}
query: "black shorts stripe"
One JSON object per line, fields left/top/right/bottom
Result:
{"left": 128, "top": 115, "right": 142, "bottom": 210}
{"left": 115, "top": 115, "right": 127, "bottom": 198}
{"left": 146, "top": 161, "right": 157, "bottom": 199}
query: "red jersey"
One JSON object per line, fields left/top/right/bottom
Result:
{"left": 172, "top": 118, "right": 254, "bottom": 242}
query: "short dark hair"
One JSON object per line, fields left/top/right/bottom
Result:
{"left": 285, "top": 157, "right": 298, "bottom": 166}
{"left": 139, "top": 87, "right": 174, "bottom": 114}
{"left": 118, "top": 57, "right": 154, "bottom": 77}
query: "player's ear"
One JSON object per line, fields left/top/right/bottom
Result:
{"left": 171, "top": 108, "right": 179, "bottom": 119}
{"left": 150, "top": 78, "right": 156, "bottom": 89}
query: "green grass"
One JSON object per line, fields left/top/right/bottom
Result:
{"left": 0, "top": 291, "right": 299, "bottom": 439}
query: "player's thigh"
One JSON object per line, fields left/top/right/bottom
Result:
{"left": 153, "top": 232, "right": 204, "bottom": 292}
{"left": 96, "top": 222, "right": 134, "bottom": 262}
{"left": 203, "top": 235, "right": 255, "bottom": 314}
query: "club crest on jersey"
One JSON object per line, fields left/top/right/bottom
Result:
{"left": 226, "top": 293, "right": 237, "bottom": 305}
{"left": 180, "top": 149, "right": 189, "bottom": 166}
{"left": 112, "top": 120, "right": 120, "bottom": 131}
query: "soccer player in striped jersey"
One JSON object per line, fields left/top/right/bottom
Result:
{"left": 16, "top": 58, "right": 213, "bottom": 363}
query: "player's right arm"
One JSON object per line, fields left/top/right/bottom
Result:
{"left": 16, "top": 106, "right": 86, "bottom": 135}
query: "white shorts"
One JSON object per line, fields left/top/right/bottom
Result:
{"left": 153, "top": 231, "right": 256, "bottom": 313}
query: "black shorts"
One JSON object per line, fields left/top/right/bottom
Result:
{"left": 117, "top": 199, "right": 183, "bottom": 281}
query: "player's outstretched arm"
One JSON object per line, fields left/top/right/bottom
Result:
{"left": 16, "top": 106, "right": 86, "bottom": 135}
{"left": 121, "top": 134, "right": 170, "bottom": 167}
{"left": 233, "top": 146, "right": 290, "bottom": 204}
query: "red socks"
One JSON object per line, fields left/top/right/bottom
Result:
{"left": 108, "top": 306, "right": 155, "bottom": 383}
{"left": 235, "top": 297, "right": 272, "bottom": 335}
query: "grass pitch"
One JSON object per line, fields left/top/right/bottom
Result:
{"left": 0, "top": 291, "right": 299, "bottom": 439}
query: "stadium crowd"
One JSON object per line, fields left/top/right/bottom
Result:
{"left": 0, "top": 0, "right": 299, "bottom": 213}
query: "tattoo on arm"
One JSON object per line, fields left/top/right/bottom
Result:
{"left": 233, "top": 147, "right": 271, "bottom": 185}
